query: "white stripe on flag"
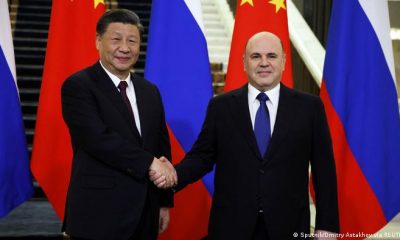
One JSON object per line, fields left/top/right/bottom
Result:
{"left": 0, "top": 1, "right": 17, "bottom": 82}
{"left": 183, "top": 0, "right": 206, "bottom": 33}
{"left": 359, "top": 0, "right": 396, "bottom": 84}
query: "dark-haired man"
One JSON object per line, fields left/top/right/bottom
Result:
{"left": 61, "top": 9, "right": 176, "bottom": 240}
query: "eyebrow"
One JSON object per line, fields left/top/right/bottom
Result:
{"left": 250, "top": 52, "right": 278, "bottom": 56}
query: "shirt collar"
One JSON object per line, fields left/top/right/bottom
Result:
{"left": 100, "top": 60, "right": 131, "bottom": 88}
{"left": 248, "top": 83, "right": 280, "bottom": 106}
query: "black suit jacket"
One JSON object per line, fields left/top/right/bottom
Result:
{"left": 61, "top": 62, "right": 172, "bottom": 240}
{"left": 175, "top": 84, "right": 339, "bottom": 239}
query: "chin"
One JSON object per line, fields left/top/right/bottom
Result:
{"left": 115, "top": 62, "right": 133, "bottom": 69}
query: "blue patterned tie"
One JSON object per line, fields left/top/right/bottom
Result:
{"left": 254, "top": 93, "right": 271, "bottom": 157}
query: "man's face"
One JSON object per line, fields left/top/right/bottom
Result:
{"left": 96, "top": 22, "right": 140, "bottom": 79}
{"left": 243, "top": 32, "right": 286, "bottom": 91}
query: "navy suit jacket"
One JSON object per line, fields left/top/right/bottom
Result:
{"left": 61, "top": 62, "right": 172, "bottom": 240}
{"left": 175, "top": 84, "right": 339, "bottom": 239}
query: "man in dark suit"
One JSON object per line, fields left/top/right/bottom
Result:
{"left": 152, "top": 32, "right": 339, "bottom": 239}
{"left": 61, "top": 9, "right": 176, "bottom": 240}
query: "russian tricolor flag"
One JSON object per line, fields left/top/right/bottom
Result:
{"left": 0, "top": 1, "right": 33, "bottom": 218}
{"left": 321, "top": 0, "right": 400, "bottom": 237}
{"left": 145, "top": 0, "right": 213, "bottom": 239}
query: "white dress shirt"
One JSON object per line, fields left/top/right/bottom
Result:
{"left": 100, "top": 61, "right": 141, "bottom": 135}
{"left": 248, "top": 83, "right": 280, "bottom": 135}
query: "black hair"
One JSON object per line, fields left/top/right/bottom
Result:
{"left": 96, "top": 9, "right": 144, "bottom": 39}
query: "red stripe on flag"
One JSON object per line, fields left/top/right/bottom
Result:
{"left": 320, "top": 83, "right": 386, "bottom": 238}
{"left": 159, "top": 127, "right": 211, "bottom": 240}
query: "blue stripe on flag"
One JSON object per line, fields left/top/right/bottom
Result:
{"left": 145, "top": 0, "right": 214, "bottom": 194}
{"left": 0, "top": 46, "right": 33, "bottom": 218}
{"left": 323, "top": 0, "right": 400, "bottom": 220}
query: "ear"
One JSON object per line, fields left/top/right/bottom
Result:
{"left": 282, "top": 53, "right": 286, "bottom": 70}
{"left": 95, "top": 34, "right": 101, "bottom": 50}
{"left": 243, "top": 54, "right": 246, "bottom": 71}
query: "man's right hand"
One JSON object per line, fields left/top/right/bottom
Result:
{"left": 149, "top": 157, "right": 177, "bottom": 189}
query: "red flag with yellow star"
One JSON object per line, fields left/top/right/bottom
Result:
{"left": 31, "top": 0, "right": 105, "bottom": 219}
{"left": 224, "top": 0, "right": 293, "bottom": 91}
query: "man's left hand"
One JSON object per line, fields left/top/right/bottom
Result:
{"left": 159, "top": 207, "right": 170, "bottom": 234}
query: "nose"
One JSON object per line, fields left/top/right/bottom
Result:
{"left": 260, "top": 56, "right": 269, "bottom": 67}
{"left": 119, "top": 40, "right": 130, "bottom": 53}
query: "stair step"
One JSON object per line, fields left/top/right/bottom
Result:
{"left": 16, "top": 0, "right": 52, "bottom": 6}
{"left": 15, "top": 54, "right": 45, "bottom": 66}
{"left": 206, "top": 36, "right": 232, "bottom": 45}
{"left": 15, "top": 5, "right": 51, "bottom": 13}
{"left": 19, "top": 88, "right": 40, "bottom": 103}
{"left": 14, "top": 37, "right": 48, "bottom": 48}
{"left": 17, "top": 77, "right": 42, "bottom": 89}
{"left": 203, "top": 13, "right": 221, "bottom": 21}
{"left": 16, "top": 65, "right": 44, "bottom": 78}
{"left": 13, "top": 21, "right": 50, "bottom": 30}
{"left": 202, "top": 6, "right": 219, "bottom": 14}
{"left": 204, "top": 18, "right": 222, "bottom": 24}
{"left": 205, "top": 22, "right": 226, "bottom": 30}
{"left": 14, "top": 45, "right": 46, "bottom": 52}
{"left": 23, "top": 114, "right": 37, "bottom": 129}
{"left": 202, "top": 0, "right": 217, "bottom": 6}
{"left": 19, "top": 88, "right": 40, "bottom": 94}
{"left": 205, "top": 28, "right": 230, "bottom": 37}
{"left": 25, "top": 129, "right": 34, "bottom": 144}
{"left": 17, "top": 76, "right": 42, "bottom": 82}
{"left": 14, "top": 28, "right": 49, "bottom": 38}
{"left": 208, "top": 45, "right": 230, "bottom": 54}
{"left": 15, "top": 12, "right": 50, "bottom": 22}
{"left": 21, "top": 103, "right": 39, "bottom": 115}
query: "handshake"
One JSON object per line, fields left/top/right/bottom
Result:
{"left": 149, "top": 157, "right": 177, "bottom": 189}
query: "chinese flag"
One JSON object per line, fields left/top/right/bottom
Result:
{"left": 30, "top": 0, "right": 105, "bottom": 219}
{"left": 224, "top": 0, "right": 293, "bottom": 91}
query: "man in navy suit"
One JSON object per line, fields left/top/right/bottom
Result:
{"left": 61, "top": 9, "right": 176, "bottom": 240}
{"left": 152, "top": 32, "right": 339, "bottom": 239}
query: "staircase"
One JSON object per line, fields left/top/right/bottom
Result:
{"left": 201, "top": 0, "right": 233, "bottom": 71}
{"left": 13, "top": 0, "right": 51, "bottom": 169}
{"left": 200, "top": 0, "right": 234, "bottom": 94}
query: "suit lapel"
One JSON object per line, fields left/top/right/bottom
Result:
{"left": 230, "top": 85, "right": 262, "bottom": 160}
{"left": 262, "top": 84, "right": 293, "bottom": 164}
{"left": 91, "top": 62, "right": 141, "bottom": 138}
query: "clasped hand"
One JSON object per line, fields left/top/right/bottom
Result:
{"left": 149, "top": 157, "right": 177, "bottom": 189}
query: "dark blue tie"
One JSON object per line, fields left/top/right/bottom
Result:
{"left": 254, "top": 93, "right": 271, "bottom": 157}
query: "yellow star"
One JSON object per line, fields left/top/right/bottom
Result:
{"left": 94, "top": 0, "right": 105, "bottom": 9}
{"left": 240, "top": 0, "right": 254, "bottom": 7}
{"left": 268, "top": 0, "right": 286, "bottom": 12}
